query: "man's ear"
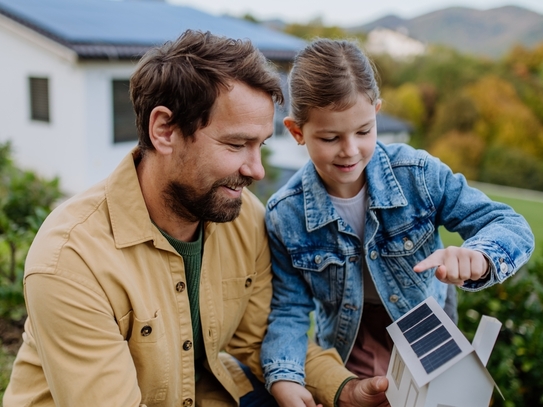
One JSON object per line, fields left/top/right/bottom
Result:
{"left": 283, "top": 117, "right": 305, "bottom": 146}
{"left": 149, "top": 106, "right": 175, "bottom": 155}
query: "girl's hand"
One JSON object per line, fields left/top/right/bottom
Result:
{"left": 413, "top": 247, "right": 489, "bottom": 286}
{"left": 270, "top": 381, "right": 323, "bottom": 407}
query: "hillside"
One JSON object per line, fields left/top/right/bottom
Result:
{"left": 348, "top": 6, "right": 543, "bottom": 58}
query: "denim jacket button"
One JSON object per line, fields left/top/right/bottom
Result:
{"left": 403, "top": 240, "right": 414, "bottom": 250}
{"left": 500, "top": 262, "right": 508, "bottom": 273}
{"left": 389, "top": 294, "right": 399, "bottom": 303}
{"left": 370, "top": 250, "right": 378, "bottom": 260}
{"left": 314, "top": 255, "right": 323, "bottom": 264}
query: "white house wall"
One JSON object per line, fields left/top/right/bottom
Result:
{"left": 1, "top": 16, "right": 139, "bottom": 196}
{"left": 82, "top": 62, "right": 137, "bottom": 192}
{"left": 0, "top": 16, "right": 87, "bottom": 195}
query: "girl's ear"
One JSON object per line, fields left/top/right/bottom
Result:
{"left": 149, "top": 106, "right": 175, "bottom": 155}
{"left": 283, "top": 117, "right": 305, "bottom": 146}
{"left": 375, "top": 99, "right": 382, "bottom": 114}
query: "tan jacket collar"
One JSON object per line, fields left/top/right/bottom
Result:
{"left": 105, "top": 148, "right": 162, "bottom": 249}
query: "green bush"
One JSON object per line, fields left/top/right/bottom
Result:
{"left": 0, "top": 141, "right": 63, "bottom": 321}
{"left": 480, "top": 146, "right": 543, "bottom": 192}
{"left": 458, "top": 254, "right": 543, "bottom": 406}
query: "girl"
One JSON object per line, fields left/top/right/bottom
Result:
{"left": 260, "top": 38, "right": 534, "bottom": 407}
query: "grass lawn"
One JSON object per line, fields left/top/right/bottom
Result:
{"left": 439, "top": 181, "right": 543, "bottom": 258}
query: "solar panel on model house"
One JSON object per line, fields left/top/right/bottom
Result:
{"left": 397, "top": 303, "right": 462, "bottom": 374}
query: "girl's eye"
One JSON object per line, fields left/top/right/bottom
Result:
{"left": 321, "top": 137, "right": 337, "bottom": 143}
{"left": 358, "top": 129, "right": 371, "bottom": 136}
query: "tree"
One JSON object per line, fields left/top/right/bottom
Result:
{"left": 479, "top": 145, "right": 543, "bottom": 191}
{"left": 283, "top": 18, "right": 349, "bottom": 41}
{"left": 429, "top": 130, "right": 485, "bottom": 181}
{"left": 428, "top": 93, "right": 479, "bottom": 145}
{"left": 466, "top": 75, "right": 543, "bottom": 158}
{"left": 381, "top": 83, "right": 426, "bottom": 132}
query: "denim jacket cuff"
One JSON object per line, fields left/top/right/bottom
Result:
{"left": 263, "top": 360, "right": 305, "bottom": 391}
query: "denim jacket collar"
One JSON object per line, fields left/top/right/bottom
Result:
{"left": 365, "top": 143, "right": 408, "bottom": 210}
{"left": 301, "top": 143, "right": 407, "bottom": 232}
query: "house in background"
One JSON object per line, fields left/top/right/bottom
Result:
{"left": 0, "top": 0, "right": 305, "bottom": 195}
{"left": 364, "top": 27, "right": 426, "bottom": 60}
{"left": 385, "top": 296, "right": 502, "bottom": 407}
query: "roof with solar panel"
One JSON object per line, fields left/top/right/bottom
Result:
{"left": 385, "top": 296, "right": 503, "bottom": 407}
{"left": 0, "top": 0, "right": 305, "bottom": 60}
{"left": 387, "top": 297, "right": 475, "bottom": 387}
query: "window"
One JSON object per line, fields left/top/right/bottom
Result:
{"left": 29, "top": 77, "right": 50, "bottom": 122}
{"left": 391, "top": 349, "right": 405, "bottom": 389}
{"left": 112, "top": 79, "right": 137, "bottom": 143}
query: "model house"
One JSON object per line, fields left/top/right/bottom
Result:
{"left": 386, "top": 296, "right": 503, "bottom": 407}
{"left": 0, "top": 0, "right": 305, "bottom": 195}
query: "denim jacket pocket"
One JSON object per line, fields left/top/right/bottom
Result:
{"left": 291, "top": 251, "right": 346, "bottom": 304}
{"left": 379, "top": 220, "right": 436, "bottom": 289}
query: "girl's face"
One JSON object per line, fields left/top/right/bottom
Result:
{"left": 285, "top": 93, "right": 381, "bottom": 198}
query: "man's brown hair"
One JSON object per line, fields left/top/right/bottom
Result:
{"left": 130, "top": 29, "right": 284, "bottom": 151}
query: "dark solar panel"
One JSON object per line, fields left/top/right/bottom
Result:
{"left": 398, "top": 303, "right": 432, "bottom": 332}
{"left": 420, "top": 339, "right": 462, "bottom": 373}
{"left": 404, "top": 314, "right": 441, "bottom": 343}
{"left": 410, "top": 326, "right": 451, "bottom": 357}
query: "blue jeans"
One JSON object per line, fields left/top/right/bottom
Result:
{"left": 238, "top": 362, "right": 279, "bottom": 407}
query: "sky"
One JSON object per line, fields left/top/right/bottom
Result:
{"left": 168, "top": 0, "right": 543, "bottom": 26}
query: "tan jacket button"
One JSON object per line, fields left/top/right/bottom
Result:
{"left": 176, "top": 281, "right": 186, "bottom": 292}
{"left": 183, "top": 340, "right": 192, "bottom": 351}
{"left": 141, "top": 325, "right": 152, "bottom": 336}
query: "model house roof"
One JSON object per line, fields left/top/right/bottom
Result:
{"left": 387, "top": 296, "right": 499, "bottom": 388}
{"left": 0, "top": 0, "right": 306, "bottom": 60}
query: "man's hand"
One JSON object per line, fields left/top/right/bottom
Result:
{"left": 270, "top": 381, "right": 323, "bottom": 407}
{"left": 337, "top": 376, "right": 389, "bottom": 407}
{"left": 413, "top": 247, "right": 489, "bottom": 286}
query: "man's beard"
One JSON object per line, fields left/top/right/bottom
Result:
{"left": 163, "top": 174, "right": 253, "bottom": 223}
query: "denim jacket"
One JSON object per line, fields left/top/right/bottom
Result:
{"left": 261, "top": 142, "right": 534, "bottom": 389}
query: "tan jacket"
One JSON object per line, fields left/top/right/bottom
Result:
{"left": 4, "top": 150, "right": 353, "bottom": 407}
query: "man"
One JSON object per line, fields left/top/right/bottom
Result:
{"left": 4, "top": 30, "right": 388, "bottom": 407}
